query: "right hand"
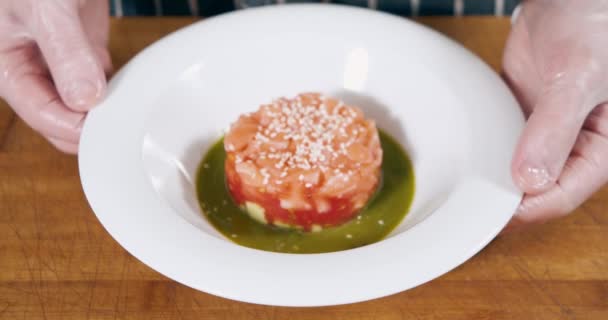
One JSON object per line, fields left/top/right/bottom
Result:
{"left": 0, "top": 0, "right": 112, "bottom": 153}
{"left": 502, "top": 0, "right": 608, "bottom": 231}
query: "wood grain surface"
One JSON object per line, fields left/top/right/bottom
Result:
{"left": 1, "top": 17, "right": 607, "bottom": 320}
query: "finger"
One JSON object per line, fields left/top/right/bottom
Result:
{"left": 511, "top": 83, "right": 596, "bottom": 195}
{"left": 584, "top": 103, "right": 608, "bottom": 137}
{"left": 80, "top": 0, "right": 113, "bottom": 75}
{"left": 1, "top": 47, "right": 85, "bottom": 142}
{"left": 47, "top": 137, "right": 79, "bottom": 154}
{"left": 509, "top": 0, "right": 608, "bottom": 195}
{"left": 513, "top": 128, "right": 608, "bottom": 225}
{"left": 502, "top": 12, "right": 541, "bottom": 117}
{"left": 23, "top": 0, "right": 107, "bottom": 111}
{"left": 80, "top": 0, "right": 110, "bottom": 46}
{"left": 510, "top": 4, "right": 522, "bottom": 25}
{"left": 94, "top": 45, "right": 113, "bottom": 76}
{"left": 7, "top": 73, "right": 85, "bottom": 143}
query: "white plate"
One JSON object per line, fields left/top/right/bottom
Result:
{"left": 79, "top": 4, "right": 524, "bottom": 307}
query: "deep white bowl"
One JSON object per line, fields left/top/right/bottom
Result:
{"left": 79, "top": 4, "right": 524, "bottom": 307}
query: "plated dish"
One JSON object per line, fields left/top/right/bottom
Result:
{"left": 79, "top": 4, "right": 524, "bottom": 307}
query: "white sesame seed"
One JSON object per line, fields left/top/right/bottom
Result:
{"left": 346, "top": 234, "right": 353, "bottom": 239}
{"left": 378, "top": 220, "right": 384, "bottom": 225}
{"left": 255, "top": 132, "right": 269, "bottom": 142}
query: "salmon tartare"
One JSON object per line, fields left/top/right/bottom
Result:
{"left": 223, "top": 93, "right": 382, "bottom": 231}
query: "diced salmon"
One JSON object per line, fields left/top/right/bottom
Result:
{"left": 224, "top": 93, "right": 382, "bottom": 230}
{"left": 262, "top": 138, "right": 289, "bottom": 151}
{"left": 319, "top": 173, "right": 358, "bottom": 197}
{"left": 234, "top": 161, "right": 263, "bottom": 187}
{"left": 346, "top": 143, "right": 372, "bottom": 164}
{"left": 224, "top": 116, "right": 257, "bottom": 152}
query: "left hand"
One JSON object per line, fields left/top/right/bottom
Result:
{"left": 0, "top": 0, "right": 111, "bottom": 154}
{"left": 502, "top": 0, "right": 608, "bottom": 232}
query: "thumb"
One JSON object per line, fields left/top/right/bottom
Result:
{"left": 25, "top": 1, "right": 107, "bottom": 111}
{"left": 511, "top": 83, "right": 596, "bottom": 194}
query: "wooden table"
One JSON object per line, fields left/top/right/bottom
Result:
{"left": 1, "top": 17, "right": 607, "bottom": 320}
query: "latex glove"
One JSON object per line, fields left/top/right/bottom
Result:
{"left": 0, "top": 0, "right": 111, "bottom": 153}
{"left": 502, "top": 0, "right": 608, "bottom": 232}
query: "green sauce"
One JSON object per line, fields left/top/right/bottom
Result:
{"left": 196, "top": 131, "right": 415, "bottom": 254}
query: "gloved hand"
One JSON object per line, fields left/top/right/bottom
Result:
{"left": 503, "top": 0, "right": 608, "bottom": 231}
{"left": 0, "top": 0, "right": 111, "bottom": 153}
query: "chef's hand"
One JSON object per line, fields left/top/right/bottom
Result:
{"left": 0, "top": 0, "right": 111, "bottom": 153}
{"left": 503, "top": 0, "right": 608, "bottom": 232}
